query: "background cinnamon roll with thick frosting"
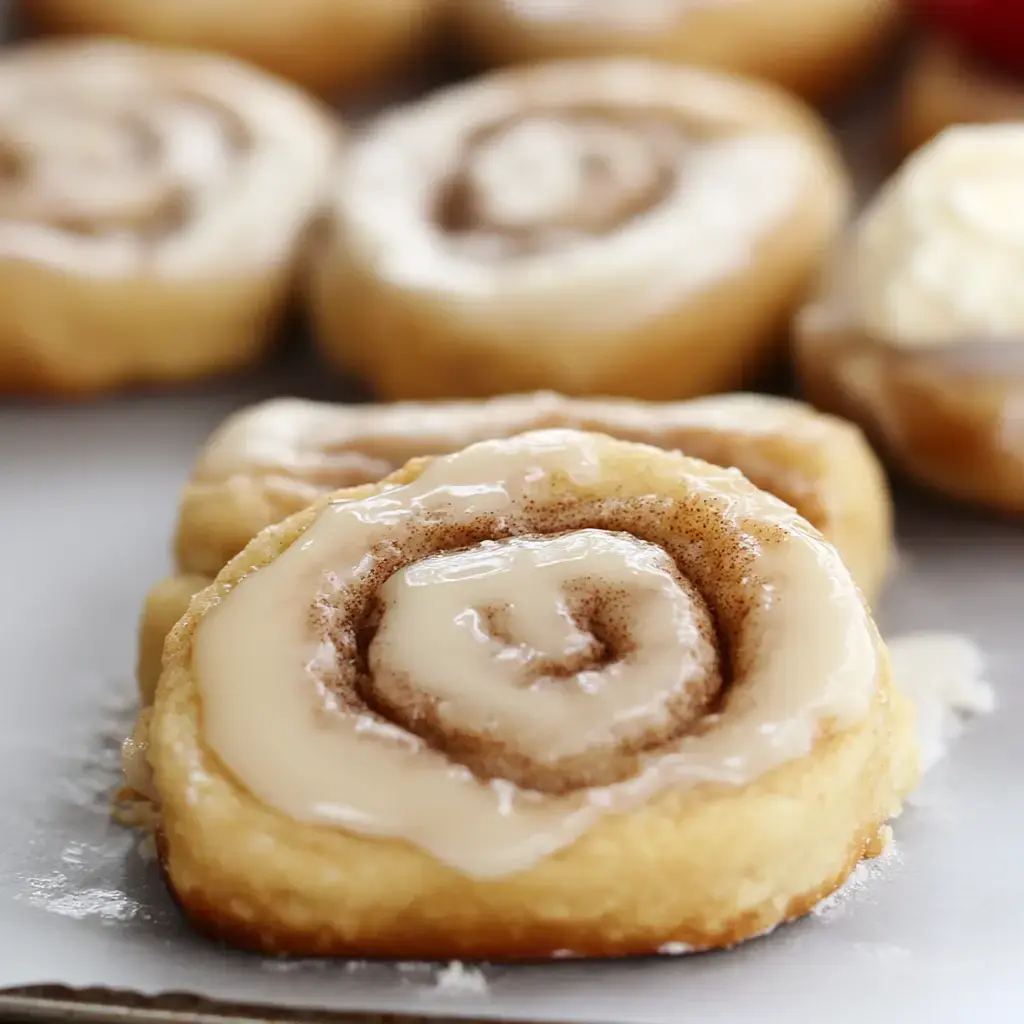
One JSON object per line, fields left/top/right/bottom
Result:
{"left": 136, "top": 391, "right": 893, "bottom": 701}
{"left": 310, "top": 59, "right": 850, "bottom": 403}
{"left": 796, "top": 124, "right": 1024, "bottom": 513}
{"left": 21, "top": 0, "right": 438, "bottom": 97}
{"left": 453, "top": 0, "right": 900, "bottom": 106}
{"left": 0, "top": 40, "right": 337, "bottom": 396}
{"left": 138, "top": 429, "right": 917, "bottom": 959}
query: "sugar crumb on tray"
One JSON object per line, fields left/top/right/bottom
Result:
{"left": 888, "top": 631, "right": 997, "bottom": 774}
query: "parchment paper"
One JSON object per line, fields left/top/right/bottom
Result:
{"left": 2, "top": 368, "right": 1023, "bottom": 1024}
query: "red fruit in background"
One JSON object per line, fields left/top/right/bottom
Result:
{"left": 910, "top": 0, "right": 1024, "bottom": 75}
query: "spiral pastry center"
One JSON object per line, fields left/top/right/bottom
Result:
{"left": 856, "top": 125, "right": 1024, "bottom": 346}
{"left": 366, "top": 530, "right": 721, "bottom": 793}
{"left": 0, "top": 92, "right": 244, "bottom": 238}
{"left": 436, "top": 112, "right": 684, "bottom": 253}
{"left": 194, "top": 430, "right": 879, "bottom": 878}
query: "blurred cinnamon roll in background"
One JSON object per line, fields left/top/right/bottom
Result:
{"left": 20, "top": 0, "right": 439, "bottom": 97}
{"left": 454, "top": 0, "right": 900, "bottom": 106}
{"left": 310, "top": 59, "right": 850, "bottom": 403}
{"left": 0, "top": 40, "right": 337, "bottom": 396}
{"left": 796, "top": 124, "right": 1024, "bottom": 513}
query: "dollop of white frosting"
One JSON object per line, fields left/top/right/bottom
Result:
{"left": 856, "top": 125, "right": 1024, "bottom": 347}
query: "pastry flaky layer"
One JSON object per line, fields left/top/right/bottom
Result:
{"left": 22, "top": 0, "right": 438, "bottom": 96}
{"left": 137, "top": 391, "right": 893, "bottom": 702}
{"left": 310, "top": 58, "right": 850, "bottom": 403}
{"left": 796, "top": 124, "right": 1024, "bottom": 514}
{"left": 0, "top": 39, "right": 338, "bottom": 396}
{"left": 136, "top": 429, "right": 917, "bottom": 959}
{"left": 454, "top": 0, "right": 899, "bottom": 106}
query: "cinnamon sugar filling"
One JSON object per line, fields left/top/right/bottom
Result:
{"left": 185, "top": 431, "right": 879, "bottom": 878}
{"left": 0, "top": 93, "right": 247, "bottom": 241}
{"left": 433, "top": 108, "right": 688, "bottom": 258}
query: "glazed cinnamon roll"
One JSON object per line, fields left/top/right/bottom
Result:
{"left": 136, "top": 429, "right": 916, "bottom": 958}
{"left": 454, "top": 0, "right": 899, "bottom": 106}
{"left": 136, "top": 391, "right": 893, "bottom": 701}
{"left": 796, "top": 124, "right": 1024, "bottom": 513}
{"left": 0, "top": 40, "right": 337, "bottom": 396}
{"left": 310, "top": 60, "right": 850, "bottom": 403}
{"left": 21, "top": 0, "right": 437, "bottom": 97}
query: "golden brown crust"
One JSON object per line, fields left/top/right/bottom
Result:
{"left": 145, "top": 436, "right": 916, "bottom": 960}
{"left": 0, "top": 39, "right": 338, "bottom": 396}
{"left": 310, "top": 60, "right": 850, "bottom": 404}
{"left": 453, "top": 0, "right": 900, "bottom": 106}
{"left": 159, "top": 823, "right": 889, "bottom": 959}
{"left": 0, "top": 266, "right": 292, "bottom": 397}
{"left": 22, "top": 0, "right": 439, "bottom": 96}
{"left": 897, "top": 38, "right": 1024, "bottom": 159}
{"left": 137, "top": 575, "right": 213, "bottom": 707}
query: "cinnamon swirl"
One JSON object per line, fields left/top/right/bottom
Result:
{"left": 454, "top": 0, "right": 899, "bottom": 106}
{"left": 796, "top": 124, "right": 1024, "bottom": 513}
{"left": 136, "top": 391, "right": 893, "bottom": 702}
{"left": 138, "top": 429, "right": 917, "bottom": 958}
{"left": 0, "top": 40, "right": 337, "bottom": 396}
{"left": 310, "top": 60, "right": 850, "bottom": 403}
{"left": 22, "top": 0, "right": 437, "bottom": 97}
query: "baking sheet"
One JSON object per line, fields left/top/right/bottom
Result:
{"left": 2, "top": 378, "right": 1023, "bottom": 1024}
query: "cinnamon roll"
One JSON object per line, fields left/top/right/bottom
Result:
{"left": 21, "top": 0, "right": 437, "bottom": 97}
{"left": 796, "top": 124, "right": 1024, "bottom": 513}
{"left": 310, "top": 60, "right": 850, "bottom": 403}
{"left": 453, "top": 0, "right": 900, "bottom": 106}
{"left": 136, "top": 391, "right": 893, "bottom": 701}
{"left": 137, "top": 429, "right": 916, "bottom": 959}
{"left": 0, "top": 40, "right": 337, "bottom": 396}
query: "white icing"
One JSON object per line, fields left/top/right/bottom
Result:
{"left": 193, "top": 429, "right": 879, "bottom": 879}
{"left": 0, "top": 41, "right": 334, "bottom": 277}
{"left": 334, "top": 61, "right": 815, "bottom": 335}
{"left": 372, "top": 531, "right": 717, "bottom": 766}
{"left": 888, "top": 632, "right": 996, "bottom": 774}
{"left": 856, "top": 125, "right": 1024, "bottom": 346}
{"left": 503, "top": 0, "right": 735, "bottom": 31}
